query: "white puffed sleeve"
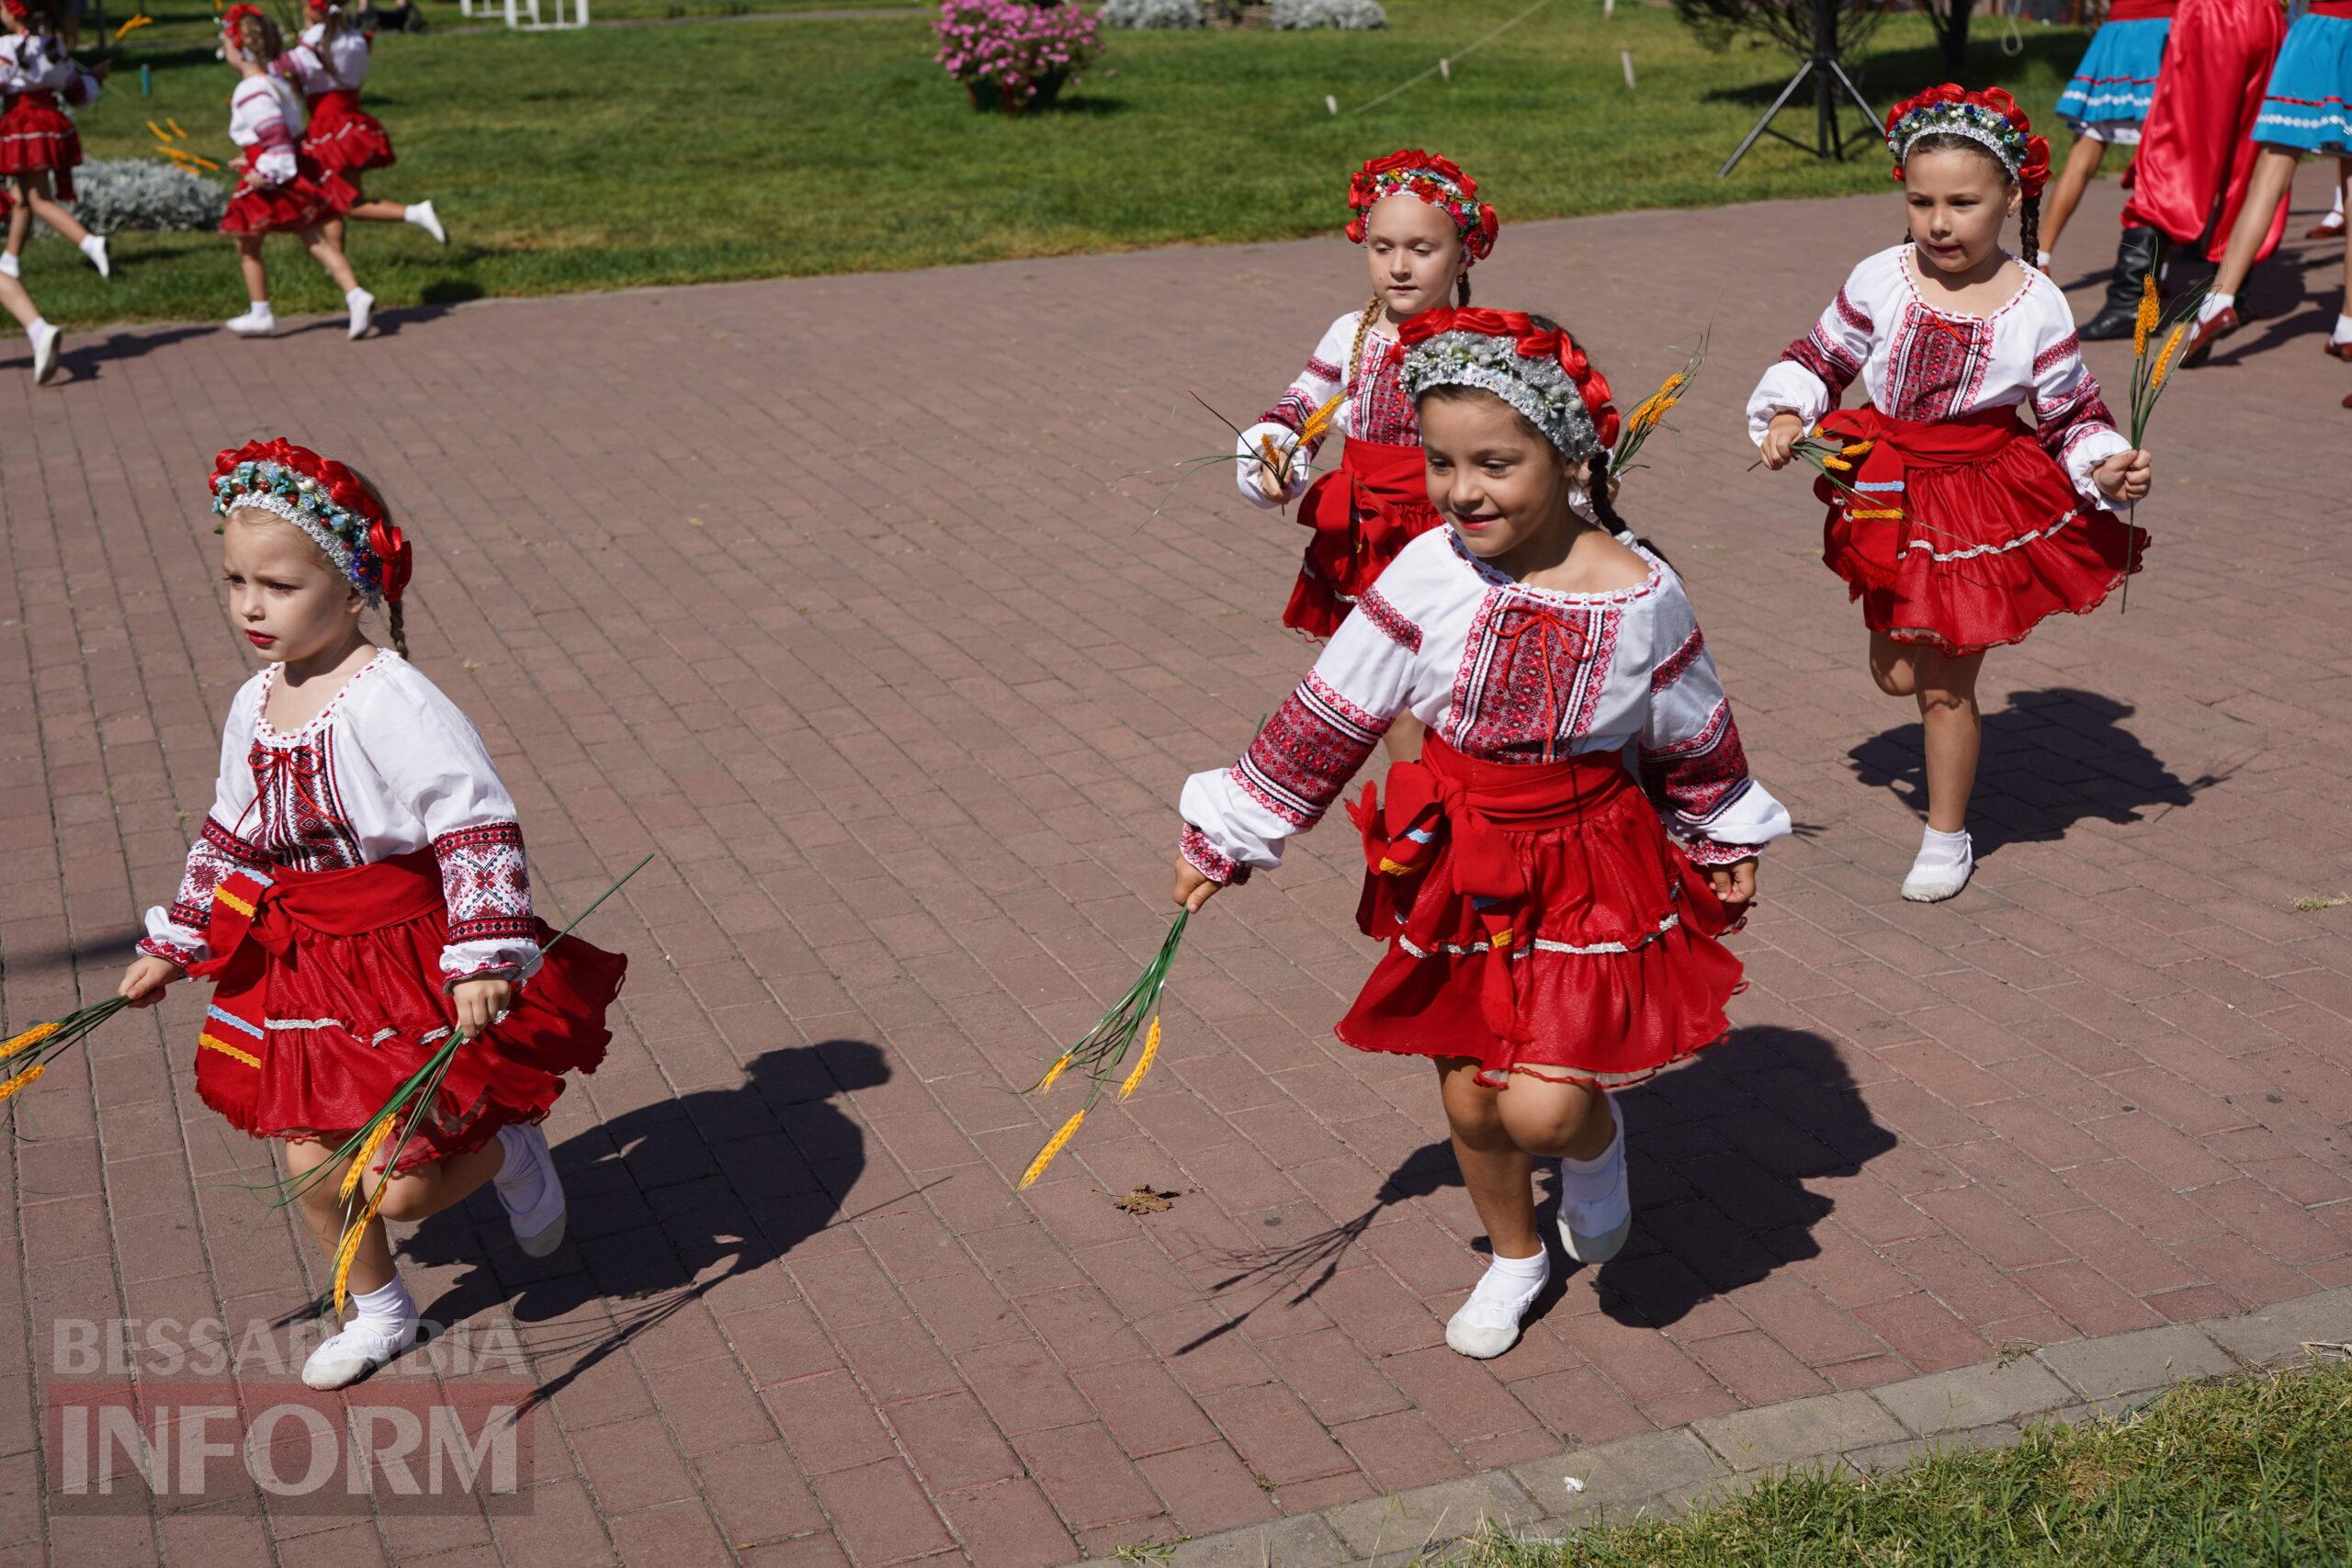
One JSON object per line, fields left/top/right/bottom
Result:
{"left": 141, "top": 678, "right": 269, "bottom": 967}
{"left": 1748, "top": 255, "right": 1880, "bottom": 445}
{"left": 1235, "top": 313, "right": 1356, "bottom": 509}
{"left": 1635, "top": 581, "right": 1792, "bottom": 865}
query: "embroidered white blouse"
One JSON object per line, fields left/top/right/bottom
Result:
{"left": 282, "top": 23, "right": 370, "bottom": 96}
{"left": 0, "top": 33, "right": 99, "bottom": 101}
{"left": 1179, "top": 528, "right": 1793, "bottom": 882}
{"left": 1746, "top": 245, "right": 2132, "bottom": 512}
{"left": 1234, "top": 309, "right": 1419, "bottom": 508}
{"left": 228, "top": 76, "right": 308, "bottom": 185}
{"left": 140, "top": 650, "right": 541, "bottom": 987}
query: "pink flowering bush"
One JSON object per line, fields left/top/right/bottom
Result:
{"left": 933, "top": 0, "right": 1102, "bottom": 108}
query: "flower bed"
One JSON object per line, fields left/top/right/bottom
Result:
{"left": 933, "top": 0, "right": 1103, "bottom": 112}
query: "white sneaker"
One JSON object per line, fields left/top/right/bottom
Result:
{"left": 28, "top": 321, "right": 60, "bottom": 385}
{"left": 79, "top": 234, "right": 108, "bottom": 279}
{"left": 300, "top": 1317, "right": 420, "bottom": 1390}
{"left": 1558, "top": 1104, "right": 1633, "bottom": 1265}
{"left": 1901, "top": 828, "right": 1974, "bottom": 903}
{"left": 1444, "top": 1250, "right": 1551, "bottom": 1359}
{"left": 407, "top": 200, "right": 447, "bottom": 246}
{"left": 224, "top": 304, "right": 276, "bottom": 336}
{"left": 494, "top": 1122, "right": 566, "bottom": 1258}
{"left": 346, "top": 288, "right": 375, "bottom": 341}
{"left": 0, "top": 251, "right": 17, "bottom": 278}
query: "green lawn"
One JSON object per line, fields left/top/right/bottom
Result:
{"left": 1476, "top": 1360, "right": 2352, "bottom": 1566}
{"left": 22, "top": 1, "right": 2093, "bottom": 327}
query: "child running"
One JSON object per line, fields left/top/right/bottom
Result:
{"left": 1181, "top": 309, "right": 1790, "bottom": 1361}
{"left": 0, "top": 0, "right": 109, "bottom": 287}
{"left": 280, "top": 0, "right": 447, "bottom": 249}
{"left": 1750, "top": 85, "right": 2153, "bottom": 903}
{"left": 1235, "top": 150, "right": 1499, "bottom": 760}
{"left": 217, "top": 5, "right": 374, "bottom": 340}
{"left": 118, "top": 438, "right": 627, "bottom": 1391}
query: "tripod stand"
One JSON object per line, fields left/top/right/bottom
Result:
{"left": 1716, "top": 1, "right": 1882, "bottom": 179}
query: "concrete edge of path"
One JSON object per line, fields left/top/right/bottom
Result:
{"left": 1069, "top": 1286, "right": 2352, "bottom": 1568}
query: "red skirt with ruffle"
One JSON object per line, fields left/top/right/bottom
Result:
{"left": 1337, "top": 737, "right": 1747, "bottom": 1089}
{"left": 303, "top": 89, "right": 396, "bottom": 184}
{"left": 1815, "top": 403, "right": 2149, "bottom": 657}
{"left": 189, "top": 852, "right": 627, "bottom": 1175}
{"left": 0, "top": 93, "right": 82, "bottom": 198}
{"left": 220, "top": 147, "right": 361, "bottom": 235}
{"left": 1285, "top": 434, "right": 1442, "bottom": 638}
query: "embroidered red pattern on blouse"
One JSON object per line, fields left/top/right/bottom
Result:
{"left": 1356, "top": 586, "right": 1423, "bottom": 651}
{"left": 1447, "top": 593, "right": 1623, "bottom": 762}
{"left": 1230, "top": 670, "right": 1388, "bottom": 829}
{"left": 433, "top": 821, "right": 537, "bottom": 946}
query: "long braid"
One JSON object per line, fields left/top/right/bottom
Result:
{"left": 1455, "top": 274, "right": 1472, "bottom": 308}
{"left": 2018, "top": 192, "right": 2041, "bottom": 269}
{"left": 1344, "top": 291, "right": 1380, "bottom": 389}
{"left": 387, "top": 600, "right": 408, "bottom": 660}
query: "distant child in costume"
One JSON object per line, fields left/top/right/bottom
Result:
{"left": 2177, "top": 1, "right": 2352, "bottom": 376}
{"left": 0, "top": 0, "right": 110, "bottom": 287}
{"left": 2040, "top": 0, "right": 2174, "bottom": 265}
{"left": 0, "top": 171, "right": 58, "bottom": 381}
{"left": 217, "top": 6, "right": 375, "bottom": 340}
{"left": 1751, "top": 85, "right": 2154, "bottom": 903}
{"left": 1235, "top": 150, "right": 1498, "bottom": 761}
{"left": 279, "top": 0, "right": 447, "bottom": 249}
{"left": 1182, "top": 310, "right": 1791, "bottom": 1361}
{"left": 117, "top": 439, "right": 627, "bottom": 1391}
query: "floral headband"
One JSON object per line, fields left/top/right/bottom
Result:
{"left": 1884, "top": 84, "right": 2051, "bottom": 197}
{"left": 220, "top": 2, "right": 266, "bottom": 42}
{"left": 1399, "top": 309, "right": 1620, "bottom": 462}
{"left": 210, "top": 438, "right": 413, "bottom": 607}
{"left": 1345, "top": 149, "right": 1500, "bottom": 265}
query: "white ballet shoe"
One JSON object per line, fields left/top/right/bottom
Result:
{"left": 28, "top": 321, "right": 61, "bottom": 386}
{"left": 494, "top": 1122, "right": 566, "bottom": 1258}
{"left": 301, "top": 1317, "right": 420, "bottom": 1390}
{"left": 224, "top": 304, "right": 276, "bottom": 337}
{"left": 346, "top": 288, "right": 375, "bottom": 341}
{"left": 407, "top": 200, "right": 447, "bottom": 245}
{"left": 1443, "top": 1249, "right": 1550, "bottom": 1359}
{"left": 79, "top": 234, "right": 109, "bottom": 279}
{"left": 1558, "top": 1105, "right": 1633, "bottom": 1265}
{"left": 1901, "top": 828, "right": 1974, "bottom": 903}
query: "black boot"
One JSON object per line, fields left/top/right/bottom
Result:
{"left": 2080, "top": 225, "right": 2164, "bottom": 340}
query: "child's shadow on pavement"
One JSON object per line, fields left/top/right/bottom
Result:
{"left": 401, "top": 1038, "right": 888, "bottom": 1412}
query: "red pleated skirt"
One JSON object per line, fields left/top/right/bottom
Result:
{"left": 1285, "top": 435, "right": 1442, "bottom": 638}
{"left": 220, "top": 147, "right": 361, "bottom": 235}
{"left": 190, "top": 852, "right": 627, "bottom": 1175}
{"left": 304, "top": 89, "right": 396, "bottom": 185}
{"left": 0, "top": 93, "right": 82, "bottom": 198}
{"left": 1337, "top": 738, "right": 1747, "bottom": 1089}
{"left": 1815, "top": 404, "right": 2149, "bottom": 656}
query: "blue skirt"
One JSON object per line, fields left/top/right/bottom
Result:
{"left": 2054, "top": 17, "right": 2171, "bottom": 135}
{"left": 2253, "top": 12, "right": 2352, "bottom": 153}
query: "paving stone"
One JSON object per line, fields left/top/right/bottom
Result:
{"left": 2035, "top": 1323, "right": 2239, "bottom": 1400}
{"left": 1693, "top": 1391, "right": 1908, "bottom": 1472}
{"left": 1874, "top": 1358, "right": 2076, "bottom": 1438}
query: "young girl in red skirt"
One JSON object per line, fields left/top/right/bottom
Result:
{"left": 1182, "top": 310, "right": 1791, "bottom": 1360}
{"left": 0, "top": 0, "right": 111, "bottom": 287}
{"left": 280, "top": 0, "right": 447, "bottom": 249}
{"left": 117, "top": 438, "right": 627, "bottom": 1391}
{"left": 217, "top": 6, "right": 375, "bottom": 340}
{"left": 1235, "top": 150, "right": 1499, "bottom": 761}
{"left": 1751, "top": 85, "right": 2154, "bottom": 904}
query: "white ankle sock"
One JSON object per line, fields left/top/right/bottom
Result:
{"left": 28, "top": 316, "right": 49, "bottom": 334}
{"left": 1560, "top": 1117, "right": 1623, "bottom": 1201}
{"left": 345, "top": 288, "right": 368, "bottom": 306}
{"left": 2199, "top": 291, "right": 2235, "bottom": 322}
{"left": 350, "top": 1274, "right": 415, "bottom": 1332}
{"left": 1916, "top": 826, "right": 1971, "bottom": 863}
{"left": 2334, "top": 313, "right": 2352, "bottom": 346}
{"left": 2035, "top": 250, "right": 2052, "bottom": 269}
{"left": 1457, "top": 1247, "right": 1549, "bottom": 1326}
{"left": 404, "top": 204, "right": 426, "bottom": 223}
{"left": 493, "top": 1123, "right": 546, "bottom": 1209}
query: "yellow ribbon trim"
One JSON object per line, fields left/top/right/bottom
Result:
{"left": 1376, "top": 858, "right": 1413, "bottom": 875}
{"left": 1848, "top": 507, "right": 1904, "bottom": 521}
{"left": 198, "top": 1033, "right": 261, "bottom": 1069}
{"left": 212, "top": 886, "right": 256, "bottom": 919}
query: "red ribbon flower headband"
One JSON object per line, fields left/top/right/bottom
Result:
{"left": 1344, "top": 149, "right": 1501, "bottom": 264}
{"left": 209, "top": 438, "right": 412, "bottom": 607}
{"left": 1397, "top": 308, "right": 1620, "bottom": 459}
{"left": 1884, "top": 84, "right": 2051, "bottom": 197}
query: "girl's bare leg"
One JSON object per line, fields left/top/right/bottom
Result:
{"left": 21, "top": 174, "right": 89, "bottom": 248}
{"left": 1493, "top": 1074, "right": 1615, "bottom": 1162}
{"left": 2039, "top": 135, "right": 2109, "bottom": 258}
{"left": 1383, "top": 712, "right": 1427, "bottom": 764}
{"left": 299, "top": 226, "right": 360, "bottom": 294}
{"left": 2210, "top": 147, "right": 2302, "bottom": 299}
{"left": 0, "top": 274, "right": 39, "bottom": 332}
{"left": 1917, "top": 646, "right": 1986, "bottom": 834}
{"left": 285, "top": 1134, "right": 504, "bottom": 1299}
{"left": 6, "top": 182, "right": 30, "bottom": 258}
{"left": 1869, "top": 628, "right": 1919, "bottom": 698}
{"left": 236, "top": 233, "right": 270, "bottom": 304}
{"left": 1436, "top": 1058, "right": 1539, "bottom": 1258}
{"left": 345, "top": 201, "right": 409, "bottom": 223}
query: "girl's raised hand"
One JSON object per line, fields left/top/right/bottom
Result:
{"left": 1172, "top": 856, "right": 1222, "bottom": 913}
{"left": 1758, "top": 412, "right": 1804, "bottom": 471}
{"left": 118, "top": 955, "right": 182, "bottom": 1009}
{"left": 1708, "top": 858, "right": 1758, "bottom": 915}
{"left": 2092, "top": 447, "right": 2153, "bottom": 505}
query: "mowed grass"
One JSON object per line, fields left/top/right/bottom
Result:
{"left": 1474, "top": 1360, "right": 2352, "bottom": 1566}
{"left": 22, "top": 1, "right": 2092, "bottom": 327}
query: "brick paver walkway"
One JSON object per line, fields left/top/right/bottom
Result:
{"left": 4, "top": 165, "right": 2349, "bottom": 1568}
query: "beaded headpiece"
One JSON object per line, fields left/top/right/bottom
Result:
{"left": 209, "top": 437, "right": 412, "bottom": 608}
{"left": 1884, "top": 84, "right": 2051, "bottom": 197}
{"left": 1345, "top": 149, "right": 1499, "bottom": 265}
{"left": 1399, "top": 309, "right": 1620, "bottom": 463}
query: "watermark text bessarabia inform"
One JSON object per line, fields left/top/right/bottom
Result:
{"left": 45, "top": 1317, "right": 536, "bottom": 1514}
